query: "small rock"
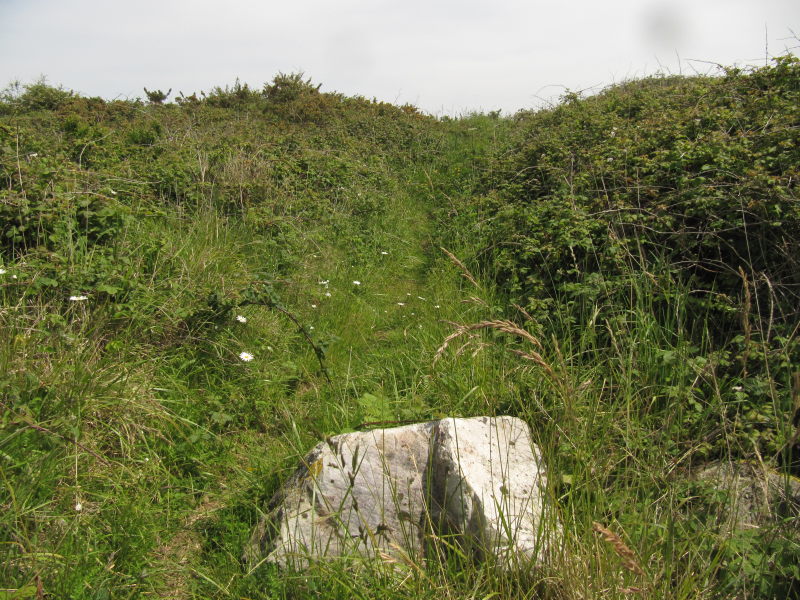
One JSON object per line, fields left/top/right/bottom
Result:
{"left": 246, "top": 422, "right": 434, "bottom": 569}
{"left": 245, "top": 416, "right": 557, "bottom": 571}
{"left": 432, "top": 416, "right": 554, "bottom": 567}
{"left": 695, "top": 461, "right": 800, "bottom": 532}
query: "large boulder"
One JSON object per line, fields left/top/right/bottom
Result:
{"left": 245, "top": 416, "right": 556, "bottom": 570}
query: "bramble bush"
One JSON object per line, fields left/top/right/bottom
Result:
{"left": 470, "top": 57, "right": 799, "bottom": 329}
{"left": 449, "top": 57, "right": 800, "bottom": 462}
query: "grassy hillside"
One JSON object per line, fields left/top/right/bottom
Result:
{"left": 0, "top": 59, "right": 798, "bottom": 599}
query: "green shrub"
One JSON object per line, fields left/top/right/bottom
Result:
{"left": 466, "top": 55, "right": 800, "bottom": 338}
{"left": 445, "top": 56, "right": 800, "bottom": 467}
{"left": 0, "top": 78, "right": 74, "bottom": 114}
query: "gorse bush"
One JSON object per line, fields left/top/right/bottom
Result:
{"left": 0, "top": 78, "right": 74, "bottom": 114}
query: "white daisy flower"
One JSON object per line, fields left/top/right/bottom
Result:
{"left": 239, "top": 351, "right": 254, "bottom": 362}
{"left": 69, "top": 295, "right": 89, "bottom": 301}
{"left": 74, "top": 502, "right": 83, "bottom": 512}
{"left": 325, "top": 292, "right": 331, "bottom": 297}
{"left": 236, "top": 315, "right": 247, "bottom": 323}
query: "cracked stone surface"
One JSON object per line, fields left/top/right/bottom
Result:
{"left": 432, "top": 416, "right": 553, "bottom": 567}
{"left": 246, "top": 421, "right": 434, "bottom": 568}
{"left": 245, "top": 416, "right": 556, "bottom": 570}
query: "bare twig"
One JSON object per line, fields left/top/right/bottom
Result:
{"left": 0, "top": 399, "right": 111, "bottom": 466}
{"left": 271, "top": 304, "right": 332, "bottom": 384}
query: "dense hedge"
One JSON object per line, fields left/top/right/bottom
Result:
{"left": 467, "top": 56, "right": 799, "bottom": 335}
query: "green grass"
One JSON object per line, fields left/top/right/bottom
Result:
{"left": 1, "top": 66, "right": 799, "bottom": 599}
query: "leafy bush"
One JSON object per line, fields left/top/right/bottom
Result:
{"left": 0, "top": 78, "right": 74, "bottom": 114}
{"left": 445, "top": 56, "right": 800, "bottom": 467}
{"left": 202, "top": 79, "right": 261, "bottom": 109}
{"left": 471, "top": 56, "right": 799, "bottom": 331}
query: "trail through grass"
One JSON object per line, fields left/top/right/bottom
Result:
{"left": 147, "top": 133, "right": 496, "bottom": 598}
{"left": 3, "top": 66, "right": 798, "bottom": 599}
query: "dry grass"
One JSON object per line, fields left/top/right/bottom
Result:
{"left": 440, "top": 247, "right": 479, "bottom": 289}
{"left": 434, "top": 319, "right": 556, "bottom": 380}
{"left": 592, "top": 522, "right": 646, "bottom": 578}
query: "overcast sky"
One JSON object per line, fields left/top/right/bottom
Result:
{"left": 1, "top": 0, "right": 798, "bottom": 115}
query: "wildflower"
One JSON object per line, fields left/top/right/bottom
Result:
{"left": 0, "top": 268, "right": 6, "bottom": 275}
{"left": 732, "top": 385, "right": 744, "bottom": 392}
{"left": 311, "top": 304, "right": 317, "bottom": 308}
{"left": 325, "top": 292, "right": 331, "bottom": 297}
{"left": 239, "top": 351, "right": 254, "bottom": 362}
{"left": 352, "top": 280, "right": 361, "bottom": 286}
{"left": 381, "top": 251, "right": 389, "bottom": 255}
{"left": 434, "top": 305, "right": 440, "bottom": 309}
{"left": 397, "top": 302, "right": 405, "bottom": 306}
{"left": 236, "top": 315, "right": 247, "bottom": 323}
{"left": 74, "top": 502, "right": 83, "bottom": 512}
{"left": 309, "top": 326, "right": 315, "bottom": 330}
{"left": 69, "top": 295, "right": 88, "bottom": 301}
{"left": 11, "top": 275, "right": 17, "bottom": 279}
{"left": 319, "top": 279, "right": 329, "bottom": 286}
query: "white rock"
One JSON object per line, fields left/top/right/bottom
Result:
{"left": 432, "top": 416, "right": 553, "bottom": 567}
{"left": 247, "top": 422, "right": 434, "bottom": 569}
{"left": 246, "top": 416, "right": 556, "bottom": 570}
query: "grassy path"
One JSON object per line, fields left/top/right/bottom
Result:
{"left": 151, "top": 134, "right": 501, "bottom": 598}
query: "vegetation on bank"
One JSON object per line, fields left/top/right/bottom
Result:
{"left": 0, "top": 58, "right": 798, "bottom": 599}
